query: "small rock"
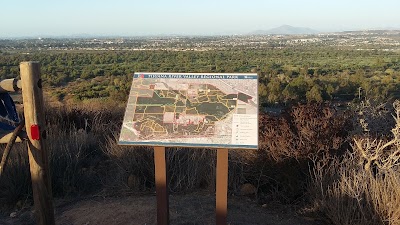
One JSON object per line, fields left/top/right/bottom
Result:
{"left": 10, "top": 212, "right": 17, "bottom": 218}
{"left": 16, "top": 200, "right": 23, "bottom": 209}
{"left": 240, "top": 183, "right": 257, "bottom": 196}
{"left": 262, "top": 204, "right": 267, "bottom": 208}
{"left": 127, "top": 174, "right": 139, "bottom": 189}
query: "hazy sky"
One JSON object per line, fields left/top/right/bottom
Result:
{"left": 1, "top": 0, "right": 400, "bottom": 37}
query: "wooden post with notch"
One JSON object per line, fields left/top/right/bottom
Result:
{"left": 216, "top": 148, "right": 228, "bottom": 225}
{"left": 154, "top": 146, "right": 169, "bottom": 225}
{"left": 20, "top": 61, "right": 55, "bottom": 225}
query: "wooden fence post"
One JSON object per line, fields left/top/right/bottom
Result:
{"left": 20, "top": 61, "right": 55, "bottom": 225}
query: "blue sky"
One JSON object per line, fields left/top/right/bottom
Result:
{"left": 1, "top": 0, "right": 400, "bottom": 37}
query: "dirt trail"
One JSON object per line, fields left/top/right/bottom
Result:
{"left": 0, "top": 192, "right": 323, "bottom": 225}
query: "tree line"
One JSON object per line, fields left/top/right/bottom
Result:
{"left": 0, "top": 47, "right": 399, "bottom": 104}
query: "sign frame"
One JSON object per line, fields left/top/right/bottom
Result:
{"left": 119, "top": 72, "right": 259, "bottom": 150}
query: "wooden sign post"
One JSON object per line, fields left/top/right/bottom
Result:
{"left": 153, "top": 147, "right": 229, "bottom": 225}
{"left": 20, "top": 61, "right": 55, "bottom": 225}
{"left": 216, "top": 148, "right": 229, "bottom": 225}
{"left": 154, "top": 146, "right": 169, "bottom": 225}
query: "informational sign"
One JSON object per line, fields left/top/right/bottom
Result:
{"left": 119, "top": 72, "right": 258, "bottom": 149}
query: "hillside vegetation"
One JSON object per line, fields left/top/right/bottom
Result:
{"left": 0, "top": 100, "right": 398, "bottom": 224}
{"left": 1, "top": 46, "right": 400, "bottom": 104}
{"left": 0, "top": 37, "right": 400, "bottom": 224}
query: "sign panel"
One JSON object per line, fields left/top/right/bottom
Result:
{"left": 119, "top": 73, "right": 258, "bottom": 149}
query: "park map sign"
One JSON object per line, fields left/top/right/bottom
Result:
{"left": 119, "top": 73, "right": 258, "bottom": 149}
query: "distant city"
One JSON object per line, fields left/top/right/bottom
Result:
{"left": 1, "top": 24, "right": 399, "bottom": 37}
{"left": 1, "top": 29, "right": 399, "bottom": 52}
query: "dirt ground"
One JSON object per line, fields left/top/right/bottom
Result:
{"left": 0, "top": 192, "right": 324, "bottom": 225}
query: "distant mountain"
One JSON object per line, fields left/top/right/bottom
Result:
{"left": 251, "top": 25, "right": 319, "bottom": 35}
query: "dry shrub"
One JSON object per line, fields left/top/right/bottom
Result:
{"left": 235, "top": 103, "right": 351, "bottom": 203}
{"left": 45, "top": 99, "right": 125, "bottom": 135}
{"left": 309, "top": 101, "right": 400, "bottom": 225}
{"left": 102, "top": 136, "right": 154, "bottom": 192}
{"left": 47, "top": 125, "right": 102, "bottom": 196}
{"left": 166, "top": 148, "right": 215, "bottom": 191}
{"left": 350, "top": 99, "right": 394, "bottom": 137}
{"left": 310, "top": 154, "right": 400, "bottom": 225}
{"left": 103, "top": 134, "right": 312, "bottom": 203}
{"left": 259, "top": 103, "right": 350, "bottom": 161}
{"left": 227, "top": 149, "right": 310, "bottom": 203}
{"left": 0, "top": 143, "right": 31, "bottom": 209}
{"left": 352, "top": 100, "right": 400, "bottom": 173}
{"left": 46, "top": 101, "right": 124, "bottom": 196}
{"left": 0, "top": 102, "right": 121, "bottom": 208}
{"left": 1, "top": 100, "right": 368, "bottom": 216}
{"left": 103, "top": 134, "right": 216, "bottom": 193}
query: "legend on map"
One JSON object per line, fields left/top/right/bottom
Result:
{"left": 231, "top": 114, "right": 258, "bottom": 146}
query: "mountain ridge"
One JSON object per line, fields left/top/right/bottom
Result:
{"left": 251, "top": 25, "right": 319, "bottom": 35}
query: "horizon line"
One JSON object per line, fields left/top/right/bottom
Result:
{"left": 2, "top": 27, "right": 400, "bottom": 39}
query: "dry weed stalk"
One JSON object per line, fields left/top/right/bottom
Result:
{"left": 351, "top": 99, "right": 393, "bottom": 136}
{"left": 309, "top": 100, "right": 400, "bottom": 225}
{"left": 353, "top": 100, "right": 400, "bottom": 172}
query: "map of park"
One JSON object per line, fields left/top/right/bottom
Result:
{"left": 119, "top": 73, "right": 258, "bottom": 149}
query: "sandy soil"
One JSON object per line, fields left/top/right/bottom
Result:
{"left": 0, "top": 192, "right": 323, "bottom": 225}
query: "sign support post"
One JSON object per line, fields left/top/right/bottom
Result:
{"left": 119, "top": 72, "right": 259, "bottom": 225}
{"left": 216, "top": 148, "right": 229, "bottom": 225}
{"left": 20, "top": 61, "right": 55, "bottom": 225}
{"left": 154, "top": 146, "right": 169, "bottom": 225}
